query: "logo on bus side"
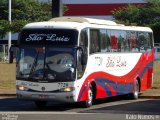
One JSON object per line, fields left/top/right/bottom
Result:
{"left": 106, "top": 56, "right": 127, "bottom": 68}
{"left": 95, "top": 57, "right": 103, "bottom": 66}
{"left": 25, "top": 34, "right": 70, "bottom": 42}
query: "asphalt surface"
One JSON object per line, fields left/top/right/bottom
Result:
{"left": 0, "top": 96, "right": 160, "bottom": 120}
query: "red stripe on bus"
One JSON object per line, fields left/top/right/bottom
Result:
{"left": 64, "top": 3, "right": 146, "bottom": 16}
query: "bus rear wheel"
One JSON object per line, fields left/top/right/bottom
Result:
{"left": 34, "top": 101, "right": 47, "bottom": 108}
{"left": 131, "top": 80, "right": 139, "bottom": 100}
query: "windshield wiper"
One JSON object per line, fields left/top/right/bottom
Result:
{"left": 27, "top": 51, "right": 39, "bottom": 79}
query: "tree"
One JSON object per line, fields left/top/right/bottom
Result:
{"left": 0, "top": 0, "right": 8, "bottom": 20}
{"left": 112, "top": 0, "right": 160, "bottom": 43}
{"left": 0, "top": 20, "right": 10, "bottom": 38}
{"left": 112, "top": 5, "right": 140, "bottom": 25}
{"left": 10, "top": 20, "right": 28, "bottom": 33}
{"left": 12, "top": 0, "right": 52, "bottom": 22}
{"left": 0, "top": 0, "right": 52, "bottom": 37}
{"left": 0, "top": 0, "right": 52, "bottom": 22}
{"left": 0, "top": 0, "right": 68, "bottom": 36}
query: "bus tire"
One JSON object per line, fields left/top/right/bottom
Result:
{"left": 131, "top": 80, "right": 139, "bottom": 100}
{"left": 34, "top": 101, "right": 47, "bottom": 108}
{"left": 83, "top": 84, "right": 94, "bottom": 108}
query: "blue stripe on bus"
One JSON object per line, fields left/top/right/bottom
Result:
{"left": 139, "top": 61, "right": 153, "bottom": 79}
{"left": 94, "top": 61, "right": 153, "bottom": 96}
{"left": 78, "top": 61, "right": 153, "bottom": 101}
{"left": 95, "top": 78, "right": 133, "bottom": 96}
{"left": 95, "top": 78, "right": 113, "bottom": 97}
{"left": 77, "top": 84, "right": 88, "bottom": 101}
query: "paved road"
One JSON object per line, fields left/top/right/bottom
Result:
{"left": 0, "top": 96, "right": 160, "bottom": 120}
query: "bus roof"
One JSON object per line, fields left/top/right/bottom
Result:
{"left": 23, "top": 17, "right": 153, "bottom": 33}
{"left": 49, "top": 17, "right": 117, "bottom": 26}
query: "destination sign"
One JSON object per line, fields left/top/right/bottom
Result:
{"left": 25, "top": 34, "right": 70, "bottom": 42}
{"left": 18, "top": 29, "right": 78, "bottom": 46}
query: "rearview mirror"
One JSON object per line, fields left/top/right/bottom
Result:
{"left": 9, "top": 45, "right": 18, "bottom": 63}
{"left": 77, "top": 46, "right": 87, "bottom": 66}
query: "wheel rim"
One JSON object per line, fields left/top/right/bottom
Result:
{"left": 88, "top": 87, "right": 93, "bottom": 105}
{"left": 134, "top": 81, "right": 139, "bottom": 98}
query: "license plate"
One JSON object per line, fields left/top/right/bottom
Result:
{"left": 39, "top": 95, "right": 48, "bottom": 99}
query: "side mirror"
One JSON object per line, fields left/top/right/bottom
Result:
{"left": 9, "top": 45, "right": 18, "bottom": 63}
{"left": 77, "top": 46, "right": 87, "bottom": 66}
{"left": 81, "top": 52, "right": 87, "bottom": 65}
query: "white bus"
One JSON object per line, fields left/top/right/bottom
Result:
{"left": 13, "top": 17, "right": 154, "bottom": 108}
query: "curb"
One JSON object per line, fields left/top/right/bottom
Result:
{"left": 139, "top": 95, "right": 160, "bottom": 99}
{"left": 0, "top": 94, "right": 16, "bottom": 97}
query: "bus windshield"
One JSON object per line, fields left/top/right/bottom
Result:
{"left": 16, "top": 47, "right": 76, "bottom": 82}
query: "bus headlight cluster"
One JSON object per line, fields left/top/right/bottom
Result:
{"left": 60, "top": 87, "right": 75, "bottom": 92}
{"left": 17, "top": 85, "right": 29, "bottom": 91}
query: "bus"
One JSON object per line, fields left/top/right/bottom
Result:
{"left": 12, "top": 17, "right": 154, "bottom": 108}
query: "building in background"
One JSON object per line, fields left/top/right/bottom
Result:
{"left": 0, "top": 33, "right": 17, "bottom": 62}
{"left": 63, "top": 0, "right": 147, "bottom": 20}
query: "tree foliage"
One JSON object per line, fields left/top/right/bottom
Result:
{"left": 0, "top": 20, "right": 10, "bottom": 38}
{"left": 0, "top": 0, "right": 52, "bottom": 37}
{"left": 112, "top": 0, "right": 160, "bottom": 43}
{"left": 12, "top": 0, "right": 52, "bottom": 22}
{"left": 1, "top": 0, "right": 52, "bottom": 22}
{"left": 10, "top": 20, "right": 28, "bottom": 33}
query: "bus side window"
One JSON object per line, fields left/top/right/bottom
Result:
{"left": 90, "top": 29, "right": 100, "bottom": 54}
{"left": 79, "top": 29, "right": 88, "bottom": 66}
{"left": 79, "top": 29, "right": 88, "bottom": 47}
{"left": 118, "top": 30, "right": 128, "bottom": 52}
{"left": 100, "top": 29, "right": 111, "bottom": 52}
{"left": 138, "top": 32, "right": 152, "bottom": 52}
{"left": 128, "top": 31, "right": 139, "bottom": 52}
{"left": 138, "top": 32, "right": 151, "bottom": 52}
{"left": 77, "top": 29, "right": 88, "bottom": 79}
{"left": 138, "top": 32, "right": 144, "bottom": 52}
{"left": 111, "top": 30, "right": 118, "bottom": 52}
{"left": 149, "top": 33, "right": 153, "bottom": 49}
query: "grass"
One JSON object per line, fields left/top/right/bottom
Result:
{"left": 0, "top": 61, "right": 160, "bottom": 90}
{"left": 153, "top": 61, "right": 160, "bottom": 89}
{"left": 0, "top": 63, "right": 16, "bottom": 89}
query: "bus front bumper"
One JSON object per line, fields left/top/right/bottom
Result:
{"left": 16, "top": 90, "right": 77, "bottom": 103}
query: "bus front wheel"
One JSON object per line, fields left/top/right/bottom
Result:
{"left": 83, "top": 84, "right": 94, "bottom": 108}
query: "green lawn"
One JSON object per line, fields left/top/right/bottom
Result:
{"left": 0, "top": 63, "right": 16, "bottom": 89}
{"left": 153, "top": 61, "right": 160, "bottom": 89}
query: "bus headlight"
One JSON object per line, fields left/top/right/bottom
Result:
{"left": 60, "top": 87, "right": 75, "bottom": 92}
{"left": 17, "top": 85, "right": 29, "bottom": 91}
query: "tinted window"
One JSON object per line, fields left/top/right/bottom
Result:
{"left": 79, "top": 29, "right": 88, "bottom": 47}
{"left": 119, "top": 31, "right": 128, "bottom": 52}
{"left": 90, "top": 29, "right": 100, "bottom": 54}
{"left": 138, "top": 32, "right": 152, "bottom": 52}
{"left": 77, "top": 29, "right": 88, "bottom": 78}
{"left": 128, "top": 31, "right": 139, "bottom": 52}
{"left": 100, "top": 29, "right": 111, "bottom": 52}
{"left": 111, "top": 30, "right": 119, "bottom": 52}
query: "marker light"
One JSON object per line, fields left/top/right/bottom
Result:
{"left": 18, "top": 85, "right": 25, "bottom": 91}
{"left": 17, "top": 85, "right": 29, "bottom": 91}
{"left": 60, "top": 87, "right": 75, "bottom": 92}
